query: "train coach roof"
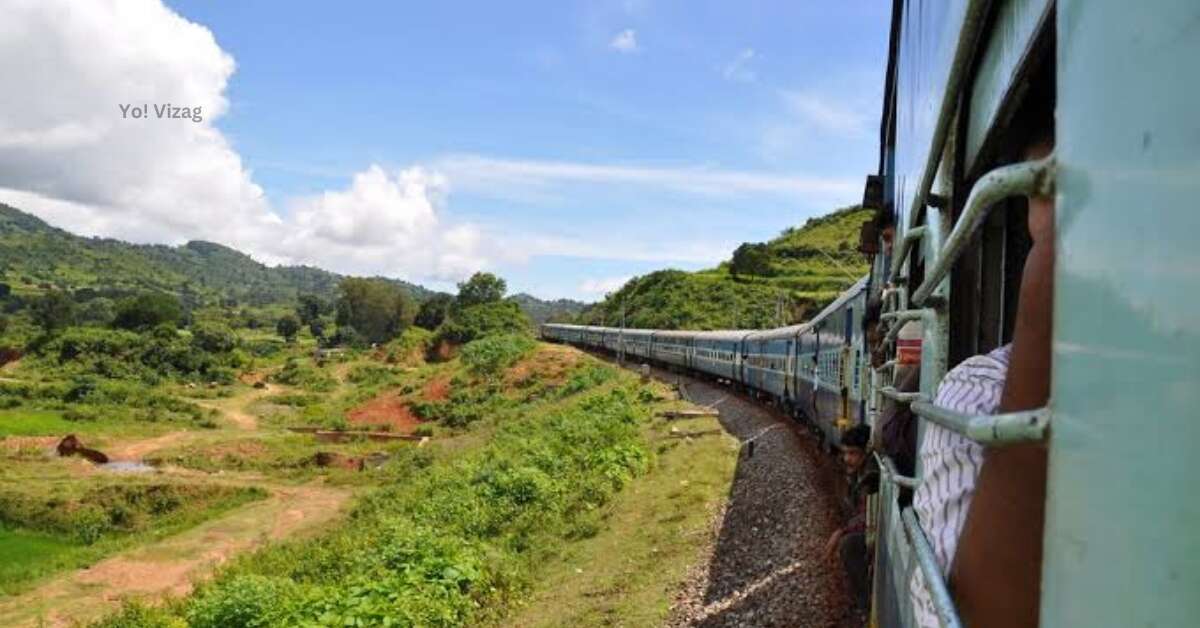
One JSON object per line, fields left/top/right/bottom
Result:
{"left": 744, "top": 323, "right": 813, "bottom": 341}
{"left": 807, "top": 276, "right": 869, "bottom": 325}
{"left": 652, "top": 330, "right": 699, "bottom": 340}
{"left": 691, "top": 330, "right": 755, "bottom": 341}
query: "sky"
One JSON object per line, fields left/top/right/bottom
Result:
{"left": 0, "top": 0, "right": 890, "bottom": 301}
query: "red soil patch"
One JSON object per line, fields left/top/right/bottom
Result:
{"left": 346, "top": 394, "right": 423, "bottom": 433}
{"left": 504, "top": 344, "right": 582, "bottom": 388}
{"left": 423, "top": 375, "right": 451, "bottom": 401}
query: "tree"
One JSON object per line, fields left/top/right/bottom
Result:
{"left": 414, "top": 294, "right": 454, "bottom": 330}
{"left": 455, "top": 272, "right": 506, "bottom": 309}
{"left": 309, "top": 319, "right": 326, "bottom": 341}
{"left": 31, "top": 290, "right": 77, "bottom": 333}
{"left": 436, "top": 301, "right": 531, "bottom": 345}
{"left": 78, "top": 297, "right": 116, "bottom": 326}
{"left": 334, "top": 278, "right": 413, "bottom": 344}
{"left": 112, "top": 293, "right": 182, "bottom": 330}
{"left": 276, "top": 314, "right": 300, "bottom": 342}
{"left": 192, "top": 322, "right": 237, "bottom": 353}
{"left": 296, "top": 294, "right": 326, "bottom": 326}
{"left": 730, "top": 242, "right": 773, "bottom": 277}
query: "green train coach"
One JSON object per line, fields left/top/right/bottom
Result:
{"left": 865, "top": 0, "right": 1197, "bottom": 626}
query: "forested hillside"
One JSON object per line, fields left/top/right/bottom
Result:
{"left": 0, "top": 204, "right": 580, "bottom": 321}
{"left": 0, "top": 203, "right": 434, "bottom": 308}
{"left": 578, "top": 205, "right": 871, "bottom": 330}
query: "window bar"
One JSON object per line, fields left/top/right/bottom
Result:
{"left": 875, "top": 452, "right": 920, "bottom": 489}
{"left": 902, "top": 507, "right": 964, "bottom": 628}
{"left": 879, "top": 387, "right": 925, "bottom": 404}
{"left": 911, "top": 401, "right": 1051, "bottom": 444}
{"left": 911, "top": 154, "right": 1056, "bottom": 306}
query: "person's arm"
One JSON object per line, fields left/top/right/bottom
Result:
{"left": 950, "top": 195, "right": 1054, "bottom": 627}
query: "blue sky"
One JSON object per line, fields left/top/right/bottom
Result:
{"left": 0, "top": 1, "right": 890, "bottom": 301}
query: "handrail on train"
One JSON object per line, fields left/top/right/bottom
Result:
{"left": 902, "top": 507, "right": 964, "bottom": 628}
{"left": 883, "top": 308, "right": 935, "bottom": 344}
{"left": 875, "top": 452, "right": 920, "bottom": 489}
{"left": 910, "top": 154, "right": 1056, "bottom": 306}
{"left": 879, "top": 387, "right": 923, "bottom": 403}
{"left": 912, "top": 401, "right": 1051, "bottom": 445}
{"left": 888, "top": 225, "right": 927, "bottom": 283}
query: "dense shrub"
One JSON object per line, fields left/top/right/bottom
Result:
{"left": 36, "top": 326, "right": 236, "bottom": 382}
{"left": 459, "top": 334, "right": 535, "bottom": 376}
{"left": 112, "top": 292, "right": 182, "bottom": 330}
{"left": 345, "top": 363, "right": 393, "bottom": 386}
{"left": 191, "top": 322, "right": 237, "bottom": 353}
{"left": 435, "top": 301, "right": 530, "bottom": 345}
{"left": 273, "top": 358, "right": 336, "bottom": 392}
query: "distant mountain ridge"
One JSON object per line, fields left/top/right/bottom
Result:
{"left": 507, "top": 293, "right": 587, "bottom": 324}
{"left": 0, "top": 203, "right": 579, "bottom": 318}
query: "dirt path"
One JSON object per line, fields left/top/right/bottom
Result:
{"left": 193, "top": 383, "right": 289, "bottom": 431}
{"left": 104, "top": 430, "right": 207, "bottom": 460}
{"left": 106, "top": 384, "right": 285, "bottom": 458}
{"left": 0, "top": 481, "right": 352, "bottom": 628}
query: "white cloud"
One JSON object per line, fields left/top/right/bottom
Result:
{"left": 721, "top": 48, "right": 757, "bottom": 83}
{"left": 0, "top": 0, "right": 274, "bottom": 247}
{"left": 610, "top": 28, "right": 638, "bottom": 53}
{"left": 435, "top": 154, "right": 857, "bottom": 200}
{"left": 780, "top": 90, "right": 866, "bottom": 135}
{"left": 0, "top": 0, "right": 486, "bottom": 283}
{"left": 579, "top": 276, "right": 632, "bottom": 295}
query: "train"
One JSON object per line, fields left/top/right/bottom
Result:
{"left": 547, "top": 1, "right": 1198, "bottom": 627}
{"left": 542, "top": 275, "right": 868, "bottom": 448}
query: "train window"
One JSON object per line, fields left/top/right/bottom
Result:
{"left": 949, "top": 30, "right": 1055, "bottom": 364}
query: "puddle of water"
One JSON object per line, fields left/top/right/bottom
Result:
{"left": 99, "top": 461, "right": 157, "bottom": 473}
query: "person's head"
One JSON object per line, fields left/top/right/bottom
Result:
{"left": 863, "top": 298, "right": 884, "bottom": 365}
{"left": 839, "top": 424, "right": 871, "bottom": 472}
{"left": 875, "top": 209, "right": 897, "bottom": 255}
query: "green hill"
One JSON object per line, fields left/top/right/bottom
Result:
{"left": 0, "top": 203, "right": 441, "bottom": 308}
{"left": 578, "top": 205, "right": 871, "bottom": 330}
{"left": 507, "top": 293, "right": 587, "bottom": 324}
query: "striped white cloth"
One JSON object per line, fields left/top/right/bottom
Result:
{"left": 909, "top": 344, "right": 1011, "bottom": 627}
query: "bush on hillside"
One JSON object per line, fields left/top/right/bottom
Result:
{"left": 459, "top": 334, "right": 535, "bottom": 376}
{"left": 112, "top": 293, "right": 182, "bottom": 330}
{"left": 435, "top": 301, "right": 530, "bottom": 346}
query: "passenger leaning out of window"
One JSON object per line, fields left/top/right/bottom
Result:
{"left": 824, "top": 424, "right": 878, "bottom": 614}
{"left": 909, "top": 131, "right": 1054, "bottom": 628}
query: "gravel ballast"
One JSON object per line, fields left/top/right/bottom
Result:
{"left": 652, "top": 368, "right": 854, "bottom": 628}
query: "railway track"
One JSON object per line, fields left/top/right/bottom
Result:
{"left": 632, "top": 362, "right": 855, "bottom": 627}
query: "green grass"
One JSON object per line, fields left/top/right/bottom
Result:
{"left": 0, "top": 408, "right": 151, "bottom": 437}
{"left": 0, "top": 482, "right": 267, "bottom": 596}
{"left": 497, "top": 402, "right": 738, "bottom": 627}
{"left": 0, "top": 527, "right": 81, "bottom": 587}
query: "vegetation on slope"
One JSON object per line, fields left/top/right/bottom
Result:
{"left": 0, "top": 203, "right": 576, "bottom": 321}
{"left": 579, "top": 205, "right": 872, "bottom": 330}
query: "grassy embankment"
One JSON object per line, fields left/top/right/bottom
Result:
{"left": 87, "top": 339, "right": 738, "bottom": 628}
